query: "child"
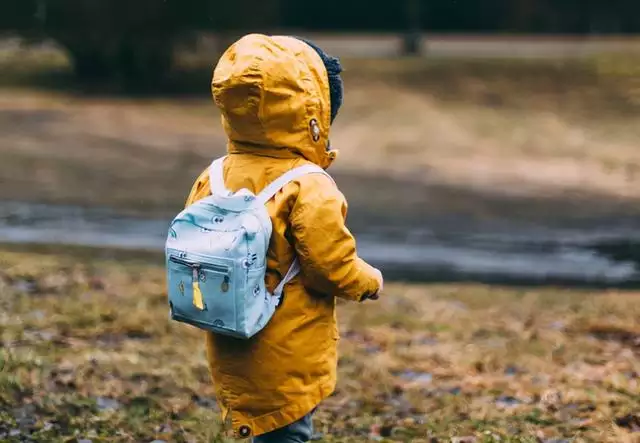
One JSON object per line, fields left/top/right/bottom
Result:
{"left": 185, "top": 34, "right": 384, "bottom": 442}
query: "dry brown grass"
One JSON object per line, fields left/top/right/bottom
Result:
{"left": 1, "top": 245, "right": 638, "bottom": 442}
{"left": 1, "top": 43, "right": 640, "bottom": 216}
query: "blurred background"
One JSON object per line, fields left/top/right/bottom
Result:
{"left": 1, "top": 0, "right": 640, "bottom": 286}
{"left": 1, "top": 2, "right": 640, "bottom": 442}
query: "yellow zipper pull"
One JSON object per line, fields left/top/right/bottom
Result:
{"left": 192, "top": 267, "right": 205, "bottom": 310}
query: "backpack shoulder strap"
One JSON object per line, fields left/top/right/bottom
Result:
{"left": 208, "top": 156, "right": 229, "bottom": 195}
{"left": 255, "top": 164, "right": 333, "bottom": 206}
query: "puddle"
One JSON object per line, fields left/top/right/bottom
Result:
{"left": 96, "top": 397, "right": 122, "bottom": 411}
{"left": 504, "top": 366, "right": 520, "bottom": 376}
{"left": 1, "top": 201, "right": 639, "bottom": 286}
{"left": 495, "top": 395, "right": 528, "bottom": 408}
{"left": 396, "top": 371, "right": 433, "bottom": 384}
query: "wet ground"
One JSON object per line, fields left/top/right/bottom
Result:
{"left": 2, "top": 177, "right": 639, "bottom": 287}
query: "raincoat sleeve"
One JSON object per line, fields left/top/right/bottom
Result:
{"left": 290, "top": 174, "right": 381, "bottom": 301}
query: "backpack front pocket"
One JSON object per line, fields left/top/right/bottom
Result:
{"left": 167, "top": 255, "right": 236, "bottom": 332}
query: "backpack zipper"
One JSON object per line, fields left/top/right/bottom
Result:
{"left": 169, "top": 255, "right": 230, "bottom": 310}
{"left": 169, "top": 255, "right": 229, "bottom": 274}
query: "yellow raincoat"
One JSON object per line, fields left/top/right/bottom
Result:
{"left": 185, "top": 34, "right": 381, "bottom": 438}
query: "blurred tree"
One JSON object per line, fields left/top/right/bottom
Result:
{"left": 1, "top": 0, "right": 639, "bottom": 91}
{"left": 48, "top": 0, "right": 175, "bottom": 87}
{"left": 0, "top": 0, "right": 282, "bottom": 90}
{"left": 402, "top": 0, "right": 422, "bottom": 55}
{"left": 1, "top": 0, "right": 185, "bottom": 89}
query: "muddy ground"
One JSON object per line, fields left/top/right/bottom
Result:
{"left": 0, "top": 246, "right": 639, "bottom": 442}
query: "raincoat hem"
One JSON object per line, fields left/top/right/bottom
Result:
{"left": 231, "top": 376, "right": 336, "bottom": 438}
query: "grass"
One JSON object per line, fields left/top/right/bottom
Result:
{"left": 1, "top": 39, "right": 640, "bottom": 219}
{"left": 0, "top": 245, "right": 638, "bottom": 442}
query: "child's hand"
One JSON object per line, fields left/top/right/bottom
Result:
{"left": 368, "top": 268, "right": 384, "bottom": 300}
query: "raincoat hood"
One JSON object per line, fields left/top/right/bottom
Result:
{"left": 212, "top": 34, "right": 338, "bottom": 169}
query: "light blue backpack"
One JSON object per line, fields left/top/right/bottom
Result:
{"left": 165, "top": 156, "right": 331, "bottom": 339}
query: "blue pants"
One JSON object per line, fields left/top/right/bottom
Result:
{"left": 252, "top": 410, "right": 315, "bottom": 443}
